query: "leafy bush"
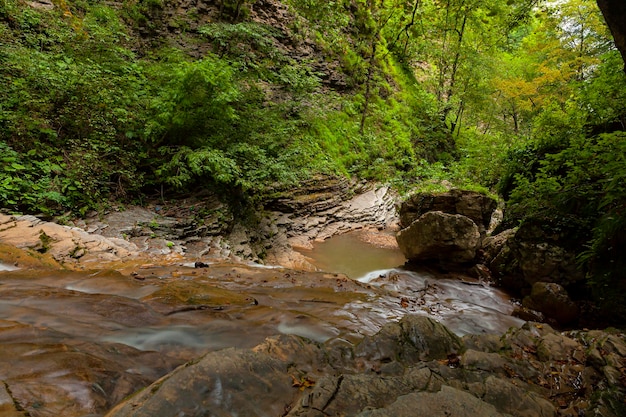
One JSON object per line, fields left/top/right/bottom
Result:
{"left": 497, "top": 50, "right": 626, "bottom": 315}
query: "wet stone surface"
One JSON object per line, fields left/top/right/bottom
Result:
{"left": 0, "top": 255, "right": 532, "bottom": 416}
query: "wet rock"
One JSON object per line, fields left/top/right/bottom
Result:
{"left": 0, "top": 213, "right": 144, "bottom": 266}
{"left": 485, "top": 225, "right": 584, "bottom": 293}
{"left": 461, "top": 350, "right": 508, "bottom": 373}
{"left": 264, "top": 181, "right": 398, "bottom": 268}
{"left": 604, "top": 334, "right": 626, "bottom": 357}
{"left": 0, "top": 381, "right": 28, "bottom": 417}
{"left": 396, "top": 211, "right": 480, "bottom": 264}
{"left": 481, "top": 228, "right": 516, "bottom": 263}
{"left": 462, "top": 333, "right": 503, "bottom": 353}
{"left": 356, "top": 385, "right": 507, "bottom": 417}
{"left": 512, "top": 305, "right": 546, "bottom": 323}
{"left": 0, "top": 336, "right": 177, "bottom": 417}
{"left": 535, "top": 332, "right": 581, "bottom": 362}
{"left": 106, "top": 347, "right": 299, "bottom": 417}
{"left": 103, "top": 313, "right": 626, "bottom": 417}
{"left": 285, "top": 367, "right": 440, "bottom": 417}
{"left": 481, "top": 375, "right": 555, "bottom": 417}
{"left": 355, "top": 315, "right": 464, "bottom": 366}
{"left": 523, "top": 282, "right": 579, "bottom": 326}
{"left": 398, "top": 189, "right": 498, "bottom": 233}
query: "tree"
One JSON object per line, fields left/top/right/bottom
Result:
{"left": 596, "top": 0, "right": 626, "bottom": 69}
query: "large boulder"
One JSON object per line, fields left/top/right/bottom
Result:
{"left": 355, "top": 315, "right": 464, "bottom": 366}
{"left": 399, "top": 189, "right": 497, "bottom": 233}
{"left": 522, "top": 282, "right": 579, "bottom": 326}
{"left": 483, "top": 224, "right": 584, "bottom": 293}
{"left": 356, "top": 386, "right": 507, "bottom": 417}
{"left": 396, "top": 211, "right": 481, "bottom": 264}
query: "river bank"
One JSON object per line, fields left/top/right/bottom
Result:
{"left": 0, "top": 182, "right": 624, "bottom": 416}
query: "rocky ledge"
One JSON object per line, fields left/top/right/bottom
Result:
{"left": 0, "top": 177, "right": 396, "bottom": 271}
{"left": 106, "top": 315, "right": 626, "bottom": 417}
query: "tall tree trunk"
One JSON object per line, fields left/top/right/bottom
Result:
{"left": 596, "top": 0, "right": 626, "bottom": 71}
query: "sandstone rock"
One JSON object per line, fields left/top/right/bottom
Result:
{"left": 0, "top": 381, "right": 28, "bottom": 416}
{"left": 512, "top": 305, "right": 546, "bottom": 323}
{"left": 396, "top": 211, "right": 480, "bottom": 264}
{"left": 398, "top": 189, "right": 497, "bottom": 232}
{"left": 286, "top": 369, "right": 437, "bottom": 417}
{"left": 462, "top": 333, "right": 503, "bottom": 353}
{"left": 523, "top": 282, "right": 579, "bottom": 326}
{"left": 481, "top": 228, "right": 516, "bottom": 263}
{"left": 535, "top": 332, "right": 581, "bottom": 362}
{"left": 461, "top": 350, "right": 508, "bottom": 373}
{"left": 0, "top": 214, "right": 143, "bottom": 267}
{"left": 355, "top": 315, "right": 464, "bottom": 366}
{"left": 105, "top": 347, "right": 298, "bottom": 417}
{"left": 263, "top": 180, "right": 397, "bottom": 267}
{"left": 103, "top": 313, "right": 625, "bottom": 417}
{"left": 482, "top": 376, "right": 555, "bottom": 417}
{"left": 356, "top": 385, "right": 508, "bottom": 417}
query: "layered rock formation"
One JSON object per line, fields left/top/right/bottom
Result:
{"left": 106, "top": 316, "right": 626, "bottom": 417}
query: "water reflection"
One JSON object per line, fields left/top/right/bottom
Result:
{"left": 298, "top": 230, "right": 406, "bottom": 278}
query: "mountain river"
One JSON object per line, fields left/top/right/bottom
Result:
{"left": 0, "top": 230, "right": 523, "bottom": 416}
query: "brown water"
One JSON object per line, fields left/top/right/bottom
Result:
{"left": 302, "top": 231, "right": 523, "bottom": 335}
{"left": 298, "top": 230, "right": 407, "bottom": 279}
{"left": 0, "top": 235, "right": 524, "bottom": 416}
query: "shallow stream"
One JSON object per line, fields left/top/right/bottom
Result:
{"left": 0, "top": 231, "right": 523, "bottom": 416}
{"left": 301, "top": 230, "right": 523, "bottom": 336}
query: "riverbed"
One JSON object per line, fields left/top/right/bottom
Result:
{"left": 0, "top": 230, "right": 523, "bottom": 416}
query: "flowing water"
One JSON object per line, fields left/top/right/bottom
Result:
{"left": 301, "top": 230, "right": 523, "bottom": 336}
{"left": 0, "top": 232, "right": 524, "bottom": 416}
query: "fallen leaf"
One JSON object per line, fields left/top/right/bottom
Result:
{"left": 291, "top": 374, "right": 315, "bottom": 390}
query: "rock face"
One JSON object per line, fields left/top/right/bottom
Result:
{"left": 483, "top": 223, "right": 584, "bottom": 292}
{"left": 399, "top": 189, "right": 498, "bottom": 233}
{"left": 260, "top": 177, "right": 398, "bottom": 268}
{"left": 396, "top": 211, "right": 480, "bottom": 264}
{"left": 0, "top": 213, "right": 145, "bottom": 267}
{"left": 523, "top": 282, "right": 579, "bottom": 326}
{"left": 481, "top": 222, "right": 585, "bottom": 325}
{"left": 395, "top": 190, "right": 497, "bottom": 266}
{"left": 64, "top": 177, "right": 397, "bottom": 270}
{"left": 106, "top": 316, "right": 626, "bottom": 417}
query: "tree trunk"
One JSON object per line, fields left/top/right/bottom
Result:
{"left": 597, "top": 0, "right": 626, "bottom": 71}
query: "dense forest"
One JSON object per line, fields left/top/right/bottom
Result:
{"left": 1, "top": 0, "right": 625, "bottom": 311}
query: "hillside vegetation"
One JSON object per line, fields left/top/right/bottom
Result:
{"left": 1, "top": 0, "right": 626, "bottom": 311}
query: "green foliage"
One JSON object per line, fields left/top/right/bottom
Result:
{"left": 497, "top": 43, "right": 626, "bottom": 312}
{"left": 145, "top": 55, "right": 241, "bottom": 148}
{"left": 503, "top": 130, "right": 626, "bottom": 311}
{"left": 0, "top": 0, "right": 145, "bottom": 213}
{"left": 450, "top": 127, "right": 512, "bottom": 189}
{"left": 0, "top": 142, "right": 67, "bottom": 214}
{"left": 199, "top": 22, "right": 282, "bottom": 70}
